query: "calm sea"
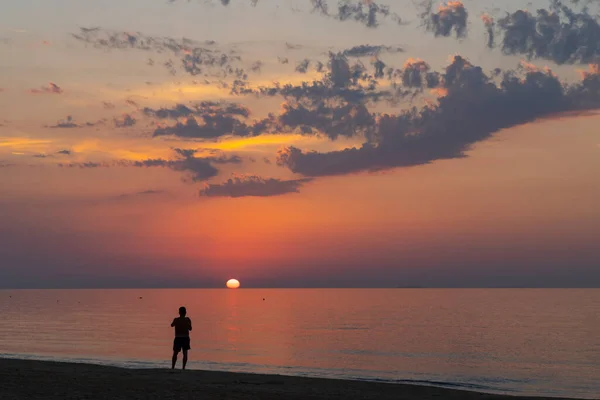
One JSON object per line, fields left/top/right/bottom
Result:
{"left": 0, "top": 289, "right": 598, "bottom": 398}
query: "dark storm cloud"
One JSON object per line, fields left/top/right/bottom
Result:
{"left": 421, "top": 0, "right": 468, "bottom": 38}
{"left": 497, "top": 1, "right": 600, "bottom": 64}
{"left": 28, "top": 82, "right": 63, "bottom": 94}
{"left": 46, "top": 116, "right": 106, "bottom": 129}
{"left": 199, "top": 175, "right": 312, "bottom": 198}
{"left": 310, "top": 0, "right": 403, "bottom": 28}
{"left": 342, "top": 44, "right": 404, "bottom": 57}
{"left": 113, "top": 114, "right": 137, "bottom": 128}
{"left": 276, "top": 56, "right": 600, "bottom": 177}
{"left": 56, "top": 149, "right": 72, "bottom": 155}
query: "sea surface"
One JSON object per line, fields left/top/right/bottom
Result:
{"left": 0, "top": 289, "right": 598, "bottom": 398}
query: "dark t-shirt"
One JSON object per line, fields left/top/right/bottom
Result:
{"left": 172, "top": 316, "right": 192, "bottom": 337}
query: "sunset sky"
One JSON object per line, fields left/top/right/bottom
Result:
{"left": 1, "top": 0, "right": 599, "bottom": 288}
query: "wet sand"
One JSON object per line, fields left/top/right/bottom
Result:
{"left": 0, "top": 358, "right": 576, "bottom": 400}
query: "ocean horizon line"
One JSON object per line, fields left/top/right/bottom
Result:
{"left": 1, "top": 286, "right": 599, "bottom": 290}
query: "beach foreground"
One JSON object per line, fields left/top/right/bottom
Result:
{"left": 0, "top": 359, "right": 577, "bottom": 400}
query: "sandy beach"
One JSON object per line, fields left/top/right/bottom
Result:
{"left": 0, "top": 359, "right": 578, "bottom": 400}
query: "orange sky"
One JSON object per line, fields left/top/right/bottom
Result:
{"left": 1, "top": 0, "right": 600, "bottom": 288}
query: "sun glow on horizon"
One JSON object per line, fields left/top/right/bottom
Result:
{"left": 226, "top": 278, "right": 240, "bottom": 289}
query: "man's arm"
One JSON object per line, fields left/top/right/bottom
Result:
{"left": 188, "top": 318, "right": 192, "bottom": 331}
{"left": 170, "top": 318, "right": 176, "bottom": 327}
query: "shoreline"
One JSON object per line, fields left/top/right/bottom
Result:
{"left": 0, "top": 358, "right": 579, "bottom": 400}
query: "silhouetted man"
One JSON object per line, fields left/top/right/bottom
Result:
{"left": 171, "top": 306, "right": 192, "bottom": 370}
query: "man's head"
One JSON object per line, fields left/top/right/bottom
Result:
{"left": 179, "top": 306, "right": 186, "bottom": 317}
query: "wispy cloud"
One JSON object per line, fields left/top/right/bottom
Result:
{"left": 113, "top": 114, "right": 137, "bottom": 128}
{"left": 310, "top": 0, "right": 403, "bottom": 28}
{"left": 46, "top": 116, "right": 105, "bottom": 128}
{"left": 481, "top": 13, "right": 495, "bottom": 48}
{"left": 58, "top": 148, "right": 243, "bottom": 182}
{"left": 28, "top": 82, "right": 63, "bottom": 95}
{"left": 71, "top": 27, "right": 253, "bottom": 80}
{"left": 199, "top": 175, "right": 312, "bottom": 198}
{"left": 342, "top": 44, "right": 403, "bottom": 57}
{"left": 113, "top": 189, "right": 166, "bottom": 200}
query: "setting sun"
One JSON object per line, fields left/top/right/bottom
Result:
{"left": 226, "top": 279, "right": 240, "bottom": 289}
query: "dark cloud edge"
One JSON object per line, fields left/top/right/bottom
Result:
{"left": 274, "top": 55, "right": 600, "bottom": 177}
{"left": 199, "top": 175, "right": 313, "bottom": 198}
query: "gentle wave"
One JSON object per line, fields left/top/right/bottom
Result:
{"left": 2, "top": 289, "right": 598, "bottom": 399}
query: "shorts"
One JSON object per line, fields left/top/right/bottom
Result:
{"left": 173, "top": 337, "right": 191, "bottom": 352}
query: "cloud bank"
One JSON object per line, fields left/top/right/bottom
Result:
{"left": 276, "top": 57, "right": 600, "bottom": 177}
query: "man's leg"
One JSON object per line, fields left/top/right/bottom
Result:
{"left": 172, "top": 350, "right": 178, "bottom": 369}
{"left": 182, "top": 349, "right": 188, "bottom": 370}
